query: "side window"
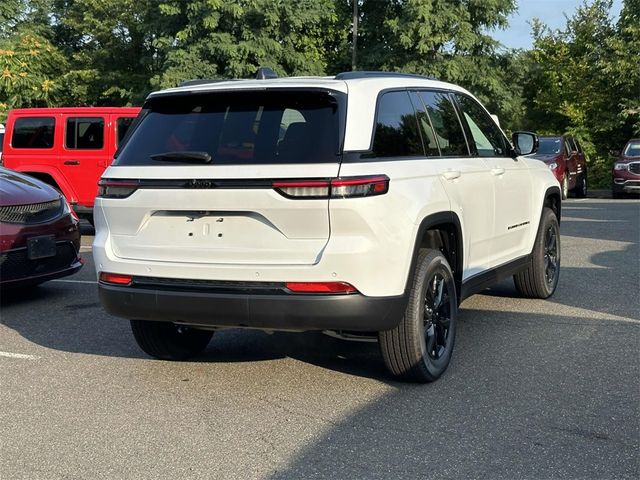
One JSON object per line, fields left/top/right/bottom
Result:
{"left": 564, "top": 138, "right": 572, "bottom": 156}
{"left": 454, "top": 94, "right": 507, "bottom": 157}
{"left": 117, "top": 117, "right": 135, "bottom": 146}
{"left": 11, "top": 117, "right": 55, "bottom": 149}
{"left": 66, "top": 117, "right": 104, "bottom": 150}
{"left": 409, "top": 91, "right": 440, "bottom": 156}
{"left": 418, "top": 91, "right": 469, "bottom": 156}
{"left": 372, "top": 91, "right": 423, "bottom": 158}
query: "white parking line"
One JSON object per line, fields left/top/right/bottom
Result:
{"left": 80, "top": 246, "right": 93, "bottom": 252}
{"left": 0, "top": 351, "right": 39, "bottom": 360}
{"left": 51, "top": 279, "right": 97, "bottom": 285}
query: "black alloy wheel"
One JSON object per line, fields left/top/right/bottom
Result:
{"left": 423, "top": 273, "right": 453, "bottom": 360}
{"left": 514, "top": 207, "right": 561, "bottom": 299}
{"left": 543, "top": 225, "right": 559, "bottom": 287}
{"left": 379, "top": 249, "right": 458, "bottom": 382}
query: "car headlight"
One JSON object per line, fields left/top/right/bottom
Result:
{"left": 614, "top": 163, "right": 628, "bottom": 170}
{"left": 547, "top": 162, "right": 558, "bottom": 170}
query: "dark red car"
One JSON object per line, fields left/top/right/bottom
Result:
{"left": 530, "top": 135, "right": 588, "bottom": 199}
{"left": 612, "top": 139, "right": 640, "bottom": 198}
{"left": 0, "top": 167, "right": 83, "bottom": 288}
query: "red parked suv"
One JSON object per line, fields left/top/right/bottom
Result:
{"left": 530, "top": 135, "right": 588, "bottom": 199}
{"left": 1, "top": 107, "right": 141, "bottom": 224}
{"left": 612, "top": 139, "right": 640, "bottom": 198}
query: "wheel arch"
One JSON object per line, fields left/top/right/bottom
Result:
{"left": 405, "top": 212, "right": 464, "bottom": 301}
{"left": 17, "top": 167, "right": 76, "bottom": 203}
{"left": 543, "top": 185, "right": 562, "bottom": 224}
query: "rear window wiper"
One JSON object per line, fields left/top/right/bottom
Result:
{"left": 150, "top": 151, "right": 212, "bottom": 164}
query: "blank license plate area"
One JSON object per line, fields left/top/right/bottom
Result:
{"left": 27, "top": 235, "right": 57, "bottom": 260}
{"left": 144, "top": 213, "right": 280, "bottom": 249}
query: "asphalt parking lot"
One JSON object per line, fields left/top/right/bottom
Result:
{"left": 1, "top": 198, "right": 638, "bottom": 480}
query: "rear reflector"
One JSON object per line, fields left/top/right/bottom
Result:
{"left": 273, "top": 175, "right": 389, "bottom": 199}
{"left": 285, "top": 281, "right": 358, "bottom": 294}
{"left": 99, "top": 272, "right": 133, "bottom": 286}
{"left": 97, "top": 179, "right": 139, "bottom": 199}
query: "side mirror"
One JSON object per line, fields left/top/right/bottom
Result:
{"left": 512, "top": 131, "right": 539, "bottom": 156}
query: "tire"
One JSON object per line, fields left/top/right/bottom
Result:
{"left": 379, "top": 249, "right": 458, "bottom": 383}
{"left": 130, "top": 320, "right": 213, "bottom": 360}
{"left": 561, "top": 173, "right": 569, "bottom": 200}
{"left": 514, "top": 208, "right": 560, "bottom": 299}
{"left": 574, "top": 173, "right": 587, "bottom": 198}
{"left": 612, "top": 190, "right": 624, "bottom": 199}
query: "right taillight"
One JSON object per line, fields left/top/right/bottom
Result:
{"left": 273, "top": 175, "right": 389, "bottom": 199}
{"left": 97, "top": 179, "right": 139, "bottom": 199}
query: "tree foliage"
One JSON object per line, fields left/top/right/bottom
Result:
{"left": 523, "top": 0, "right": 640, "bottom": 186}
{"left": 0, "top": 0, "right": 637, "bottom": 189}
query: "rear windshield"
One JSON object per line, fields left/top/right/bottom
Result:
{"left": 624, "top": 141, "right": 640, "bottom": 157}
{"left": 114, "top": 90, "right": 344, "bottom": 166}
{"left": 538, "top": 137, "right": 562, "bottom": 154}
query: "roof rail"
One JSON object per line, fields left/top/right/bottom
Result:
{"left": 178, "top": 79, "right": 227, "bottom": 87}
{"left": 334, "top": 71, "right": 436, "bottom": 81}
{"left": 255, "top": 67, "right": 278, "bottom": 80}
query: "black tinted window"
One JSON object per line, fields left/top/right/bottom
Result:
{"left": 0, "top": 132, "right": 4, "bottom": 153}
{"left": 12, "top": 117, "right": 55, "bottom": 149}
{"left": 455, "top": 94, "right": 507, "bottom": 157}
{"left": 117, "top": 117, "right": 135, "bottom": 146}
{"left": 66, "top": 117, "right": 104, "bottom": 149}
{"left": 114, "top": 90, "right": 343, "bottom": 166}
{"left": 418, "top": 92, "right": 468, "bottom": 156}
{"left": 409, "top": 91, "right": 440, "bottom": 156}
{"left": 372, "top": 91, "right": 423, "bottom": 157}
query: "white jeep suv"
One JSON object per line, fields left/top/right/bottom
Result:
{"left": 94, "top": 71, "right": 561, "bottom": 382}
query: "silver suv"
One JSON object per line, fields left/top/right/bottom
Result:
{"left": 94, "top": 71, "right": 561, "bottom": 382}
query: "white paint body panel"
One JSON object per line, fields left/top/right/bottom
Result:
{"left": 94, "top": 76, "right": 559, "bottom": 298}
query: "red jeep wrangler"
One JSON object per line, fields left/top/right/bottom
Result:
{"left": 2, "top": 107, "right": 141, "bottom": 224}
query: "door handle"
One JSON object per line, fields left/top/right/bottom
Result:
{"left": 64, "top": 160, "right": 80, "bottom": 166}
{"left": 441, "top": 170, "right": 461, "bottom": 180}
{"left": 491, "top": 167, "right": 505, "bottom": 176}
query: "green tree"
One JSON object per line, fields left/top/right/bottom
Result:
{"left": 356, "top": 0, "right": 521, "bottom": 125}
{"left": 0, "top": 31, "right": 68, "bottom": 121}
{"left": 522, "top": 0, "right": 640, "bottom": 187}
{"left": 152, "top": 0, "right": 349, "bottom": 89}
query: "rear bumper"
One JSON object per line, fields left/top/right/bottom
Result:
{"left": 98, "top": 282, "right": 406, "bottom": 332}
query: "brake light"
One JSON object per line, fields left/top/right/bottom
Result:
{"left": 285, "top": 281, "right": 358, "bottom": 294}
{"left": 99, "top": 272, "right": 133, "bottom": 286}
{"left": 272, "top": 180, "right": 330, "bottom": 198}
{"left": 273, "top": 175, "right": 389, "bottom": 199}
{"left": 97, "top": 179, "right": 139, "bottom": 199}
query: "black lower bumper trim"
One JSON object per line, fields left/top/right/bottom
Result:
{"left": 98, "top": 283, "right": 406, "bottom": 332}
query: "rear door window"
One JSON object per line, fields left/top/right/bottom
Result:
{"left": 11, "top": 117, "right": 55, "bottom": 149}
{"left": 371, "top": 91, "right": 424, "bottom": 158}
{"left": 418, "top": 91, "right": 469, "bottom": 156}
{"left": 114, "top": 90, "right": 344, "bottom": 165}
{"left": 66, "top": 117, "right": 105, "bottom": 150}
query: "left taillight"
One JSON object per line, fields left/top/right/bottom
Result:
{"left": 99, "top": 272, "right": 133, "bottom": 286}
{"left": 273, "top": 175, "right": 389, "bottom": 199}
{"left": 97, "top": 179, "right": 139, "bottom": 199}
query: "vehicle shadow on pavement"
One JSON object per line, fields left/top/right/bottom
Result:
{"left": 481, "top": 242, "right": 639, "bottom": 321}
{"left": 1, "top": 283, "right": 147, "bottom": 359}
{"left": 264, "top": 308, "right": 639, "bottom": 480}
